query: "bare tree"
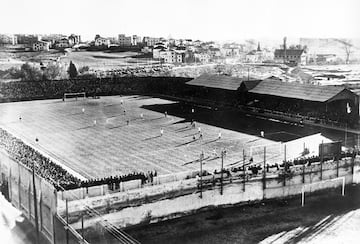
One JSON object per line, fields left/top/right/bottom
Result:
{"left": 335, "top": 39, "right": 353, "bottom": 64}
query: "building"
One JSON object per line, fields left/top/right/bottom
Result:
{"left": 194, "top": 52, "right": 211, "bottom": 63}
{"left": 131, "top": 35, "right": 142, "bottom": 46}
{"left": 247, "top": 78, "right": 359, "bottom": 125}
{"left": 118, "top": 34, "right": 132, "bottom": 46}
{"left": 315, "top": 54, "right": 337, "bottom": 64}
{"left": 274, "top": 49, "right": 307, "bottom": 65}
{"left": 0, "top": 34, "right": 17, "bottom": 45}
{"left": 68, "top": 34, "right": 81, "bottom": 46}
{"left": 94, "top": 37, "right": 110, "bottom": 47}
{"left": 15, "top": 34, "right": 40, "bottom": 44}
{"left": 32, "top": 40, "right": 50, "bottom": 51}
{"left": 157, "top": 50, "right": 183, "bottom": 63}
{"left": 186, "top": 74, "right": 261, "bottom": 105}
{"left": 143, "top": 37, "right": 161, "bottom": 47}
{"left": 54, "top": 38, "right": 70, "bottom": 49}
{"left": 186, "top": 74, "right": 360, "bottom": 126}
{"left": 153, "top": 46, "right": 167, "bottom": 59}
{"left": 221, "top": 47, "right": 241, "bottom": 57}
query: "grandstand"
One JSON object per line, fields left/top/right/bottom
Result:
{"left": 186, "top": 74, "right": 360, "bottom": 127}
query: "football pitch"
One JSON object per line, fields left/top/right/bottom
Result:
{"left": 0, "top": 95, "right": 289, "bottom": 179}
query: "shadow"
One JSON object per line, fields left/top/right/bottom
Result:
{"left": 284, "top": 215, "right": 339, "bottom": 243}
{"left": 183, "top": 132, "right": 199, "bottom": 138}
{"left": 205, "top": 156, "right": 220, "bottom": 162}
{"left": 108, "top": 124, "right": 126, "bottom": 130}
{"left": 147, "top": 117, "right": 164, "bottom": 122}
{"left": 140, "top": 102, "right": 350, "bottom": 143}
{"left": 176, "top": 127, "right": 193, "bottom": 133}
{"left": 176, "top": 139, "right": 198, "bottom": 147}
{"left": 68, "top": 112, "right": 83, "bottom": 116}
{"left": 183, "top": 156, "right": 210, "bottom": 166}
{"left": 143, "top": 135, "right": 162, "bottom": 141}
{"left": 202, "top": 138, "right": 220, "bottom": 145}
{"left": 75, "top": 125, "right": 93, "bottom": 131}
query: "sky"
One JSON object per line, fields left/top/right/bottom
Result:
{"left": 1, "top": 0, "right": 360, "bottom": 42}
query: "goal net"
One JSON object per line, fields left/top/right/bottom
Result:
{"left": 63, "top": 92, "right": 86, "bottom": 101}
{"left": 301, "top": 176, "right": 345, "bottom": 206}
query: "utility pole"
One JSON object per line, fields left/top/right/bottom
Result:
{"left": 220, "top": 149, "right": 226, "bottom": 195}
{"left": 199, "top": 151, "right": 204, "bottom": 198}
{"left": 32, "top": 160, "right": 40, "bottom": 244}
{"left": 320, "top": 140, "right": 323, "bottom": 180}
{"left": 66, "top": 199, "right": 69, "bottom": 244}
{"left": 345, "top": 123, "right": 348, "bottom": 148}
{"left": 242, "top": 149, "right": 246, "bottom": 192}
{"left": 263, "top": 147, "right": 266, "bottom": 190}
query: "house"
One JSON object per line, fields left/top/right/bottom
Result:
{"left": 209, "top": 47, "right": 221, "bottom": 58}
{"left": 94, "top": 37, "right": 110, "bottom": 47}
{"left": 68, "top": 34, "right": 81, "bottom": 46}
{"left": 316, "top": 54, "right": 337, "bottom": 64}
{"left": 274, "top": 49, "right": 307, "bottom": 65}
{"left": 55, "top": 38, "right": 70, "bottom": 49}
{"left": 143, "top": 37, "right": 161, "bottom": 47}
{"left": 158, "top": 50, "right": 183, "bottom": 63}
{"left": 221, "top": 47, "right": 241, "bottom": 57}
{"left": 32, "top": 40, "right": 50, "bottom": 51}
{"left": 0, "top": 34, "right": 17, "bottom": 45}
{"left": 194, "top": 53, "right": 210, "bottom": 63}
{"left": 118, "top": 34, "right": 132, "bottom": 46}
{"left": 153, "top": 46, "right": 167, "bottom": 59}
{"left": 15, "top": 34, "right": 40, "bottom": 44}
{"left": 131, "top": 35, "right": 141, "bottom": 46}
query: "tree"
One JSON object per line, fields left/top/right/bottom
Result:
{"left": 78, "top": 66, "right": 90, "bottom": 74}
{"left": 335, "top": 39, "right": 353, "bottom": 64}
{"left": 43, "top": 63, "right": 63, "bottom": 80}
{"left": 19, "top": 62, "right": 42, "bottom": 81}
{"left": 67, "top": 61, "right": 78, "bottom": 78}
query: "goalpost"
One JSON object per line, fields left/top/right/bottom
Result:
{"left": 301, "top": 176, "right": 345, "bottom": 207}
{"left": 63, "top": 92, "right": 86, "bottom": 101}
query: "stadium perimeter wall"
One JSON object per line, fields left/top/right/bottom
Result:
{"left": 64, "top": 157, "right": 360, "bottom": 230}
{"left": 59, "top": 170, "right": 199, "bottom": 201}
{"left": 0, "top": 149, "right": 57, "bottom": 244}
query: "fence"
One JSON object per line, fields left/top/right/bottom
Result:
{"left": 60, "top": 170, "right": 199, "bottom": 202}
{"left": 0, "top": 149, "right": 90, "bottom": 244}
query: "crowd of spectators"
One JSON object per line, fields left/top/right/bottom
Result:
{"left": 0, "top": 128, "right": 81, "bottom": 191}
{"left": 78, "top": 171, "right": 158, "bottom": 191}
{"left": 0, "top": 127, "right": 161, "bottom": 191}
{"left": 0, "top": 76, "right": 191, "bottom": 103}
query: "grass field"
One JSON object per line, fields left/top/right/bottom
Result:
{"left": 0, "top": 95, "right": 292, "bottom": 179}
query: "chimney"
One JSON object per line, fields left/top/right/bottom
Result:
{"left": 283, "top": 37, "right": 287, "bottom": 64}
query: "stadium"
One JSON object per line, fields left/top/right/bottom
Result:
{"left": 0, "top": 76, "right": 360, "bottom": 244}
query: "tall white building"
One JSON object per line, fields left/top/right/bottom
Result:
{"left": 118, "top": 34, "right": 132, "bottom": 46}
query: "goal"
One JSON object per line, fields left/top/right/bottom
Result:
{"left": 301, "top": 176, "right": 345, "bottom": 207}
{"left": 63, "top": 92, "right": 86, "bottom": 101}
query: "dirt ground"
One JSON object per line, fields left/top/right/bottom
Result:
{"left": 126, "top": 185, "right": 360, "bottom": 244}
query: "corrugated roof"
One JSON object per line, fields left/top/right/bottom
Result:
{"left": 249, "top": 79, "right": 347, "bottom": 102}
{"left": 187, "top": 74, "right": 244, "bottom": 91}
